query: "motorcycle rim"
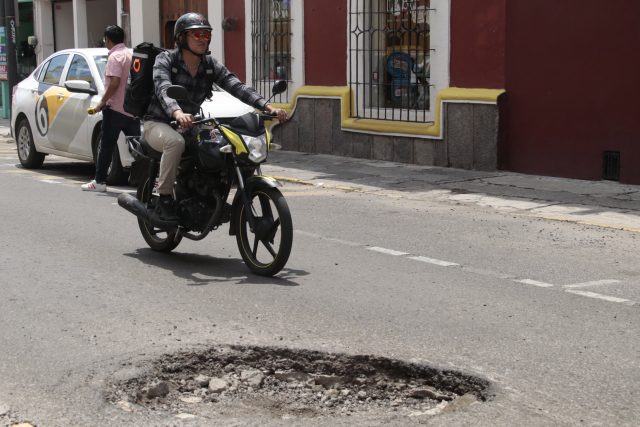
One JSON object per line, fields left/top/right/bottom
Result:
{"left": 137, "top": 175, "right": 182, "bottom": 252}
{"left": 236, "top": 187, "right": 293, "bottom": 276}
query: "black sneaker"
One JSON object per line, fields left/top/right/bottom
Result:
{"left": 155, "top": 195, "right": 178, "bottom": 222}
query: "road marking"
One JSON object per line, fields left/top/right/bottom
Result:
{"left": 295, "top": 230, "right": 362, "bottom": 247}
{"left": 565, "top": 290, "right": 635, "bottom": 305}
{"left": 409, "top": 256, "right": 459, "bottom": 267}
{"left": 367, "top": 246, "right": 409, "bottom": 256}
{"left": 514, "top": 279, "right": 555, "bottom": 288}
{"left": 40, "top": 179, "right": 61, "bottom": 184}
{"left": 463, "top": 267, "right": 516, "bottom": 280}
{"left": 563, "top": 279, "right": 621, "bottom": 289}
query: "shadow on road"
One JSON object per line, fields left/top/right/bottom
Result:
{"left": 124, "top": 248, "right": 307, "bottom": 287}
{"left": 14, "top": 161, "right": 96, "bottom": 180}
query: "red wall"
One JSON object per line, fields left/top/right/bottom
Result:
{"left": 223, "top": 0, "right": 246, "bottom": 81}
{"left": 304, "top": 1, "right": 347, "bottom": 86}
{"left": 450, "top": 0, "right": 506, "bottom": 89}
{"left": 504, "top": 0, "right": 640, "bottom": 183}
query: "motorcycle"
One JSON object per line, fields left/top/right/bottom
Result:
{"left": 117, "top": 81, "right": 293, "bottom": 277}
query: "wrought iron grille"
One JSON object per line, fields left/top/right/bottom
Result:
{"left": 251, "top": 0, "right": 292, "bottom": 103}
{"left": 349, "top": 0, "right": 433, "bottom": 122}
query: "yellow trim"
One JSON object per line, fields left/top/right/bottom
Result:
{"left": 220, "top": 126, "right": 248, "bottom": 154}
{"left": 269, "top": 86, "right": 505, "bottom": 138}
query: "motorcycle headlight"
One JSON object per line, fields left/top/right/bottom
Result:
{"left": 243, "top": 133, "right": 268, "bottom": 163}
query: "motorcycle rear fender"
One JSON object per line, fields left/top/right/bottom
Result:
{"left": 229, "top": 175, "right": 281, "bottom": 235}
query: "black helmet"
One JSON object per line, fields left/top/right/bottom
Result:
{"left": 174, "top": 12, "right": 212, "bottom": 38}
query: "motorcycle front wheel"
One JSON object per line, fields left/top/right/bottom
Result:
{"left": 235, "top": 187, "right": 293, "bottom": 276}
{"left": 137, "top": 175, "right": 182, "bottom": 252}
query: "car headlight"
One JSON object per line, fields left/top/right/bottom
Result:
{"left": 243, "top": 133, "right": 268, "bottom": 163}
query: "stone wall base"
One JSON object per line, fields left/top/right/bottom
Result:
{"left": 271, "top": 98, "right": 499, "bottom": 171}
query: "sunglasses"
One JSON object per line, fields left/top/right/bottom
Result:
{"left": 190, "top": 30, "right": 212, "bottom": 41}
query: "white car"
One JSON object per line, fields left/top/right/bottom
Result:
{"left": 11, "top": 48, "right": 255, "bottom": 184}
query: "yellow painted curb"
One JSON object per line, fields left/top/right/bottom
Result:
{"left": 269, "top": 86, "right": 505, "bottom": 138}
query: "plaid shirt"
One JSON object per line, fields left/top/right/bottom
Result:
{"left": 144, "top": 49, "right": 268, "bottom": 123}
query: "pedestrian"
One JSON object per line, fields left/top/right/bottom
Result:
{"left": 81, "top": 25, "right": 140, "bottom": 192}
{"left": 143, "top": 12, "right": 287, "bottom": 221}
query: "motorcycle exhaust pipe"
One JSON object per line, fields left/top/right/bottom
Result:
{"left": 117, "top": 193, "right": 150, "bottom": 220}
{"left": 117, "top": 193, "right": 178, "bottom": 230}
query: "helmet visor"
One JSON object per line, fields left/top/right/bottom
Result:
{"left": 189, "top": 29, "right": 212, "bottom": 41}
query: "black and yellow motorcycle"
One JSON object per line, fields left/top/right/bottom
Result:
{"left": 117, "top": 81, "right": 292, "bottom": 277}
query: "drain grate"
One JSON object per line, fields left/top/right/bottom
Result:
{"left": 107, "top": 345, "right": 491, "bottom": 420}
{"left": 603, "top": 151, "right": 620, "bottom": 181}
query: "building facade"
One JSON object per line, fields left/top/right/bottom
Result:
{"left": 24, "top": 0, "right": 640, "bottom": 184}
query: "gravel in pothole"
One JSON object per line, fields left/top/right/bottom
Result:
{"left": 107, "top": 345, "right": 491, "bottom": 420}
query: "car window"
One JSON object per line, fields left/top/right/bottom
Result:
{"left": 93, "top": 55, "right": 107, "bottom": 80}
{"left": 42, "top": 54, "right": 69, "bottom": 85}
{"left": 33, "top": 62, "right": 46, "bottom": 81}
{"left": 66, "top": 54, "right": 96, "bottom": 89}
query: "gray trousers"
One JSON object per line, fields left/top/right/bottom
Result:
{"left": 143, "top": 121, "right": 185, "bottom": 196}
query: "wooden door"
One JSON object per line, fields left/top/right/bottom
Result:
{"left": 160, "top": 0, "right": 208, "bottom": 48}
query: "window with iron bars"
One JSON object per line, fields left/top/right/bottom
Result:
{"left": 251, "top": 0, "right": 292, "bottom": 103}
{"left": 349, "top": 0, "right": 437, "bottom": 123}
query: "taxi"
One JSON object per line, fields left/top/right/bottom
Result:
{"left": 11, "top": 48, "right": 254, "bottom": 184}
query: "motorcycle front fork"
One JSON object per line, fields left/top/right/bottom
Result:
{"left": 234, "top": 165, "right": 257, "bottom": 231}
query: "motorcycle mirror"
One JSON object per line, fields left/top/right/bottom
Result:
{"left": 272, "top": 80, "right": 287, "bottom": 96}
{"left": 166, "top": 85, "right": 189, "bottom": 101}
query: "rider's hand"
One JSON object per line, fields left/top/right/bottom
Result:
{"left": 265, "top": 104, "right": 288, "bottom": 122}
{"left": 172, "top": 110, "right": 195, "bottom": 128}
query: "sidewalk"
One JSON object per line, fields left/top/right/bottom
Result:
{"left": 2, "top": 117, "right": 639, "bottom": 232}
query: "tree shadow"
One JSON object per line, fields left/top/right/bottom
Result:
{"left": 124, "top": 248, "right": 307, "bottom": 287}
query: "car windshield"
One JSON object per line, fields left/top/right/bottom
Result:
{"left": 93, "top": 55, "right": 107, "bottom": 79}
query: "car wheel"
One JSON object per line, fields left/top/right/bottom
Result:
{"left": 16, "top": 118, "right": 45, "bottom": 168}
{"left": 92, "top": 127, "right": 129, "bottom": 186}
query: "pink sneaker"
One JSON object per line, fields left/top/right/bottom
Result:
{"left": 81, "top": 180, "right": 107, "bottom": 192}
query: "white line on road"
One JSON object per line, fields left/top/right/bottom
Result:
{"left": 367, "top": 246, "right": 409, "bottom": 256}
{"left": 514, "top": 279, "right": 555, "bottom": 288}
{"left": 565, "top": 290, "right": 635, "bottom": 305}
{"left": 295, "top": 230, "right": 362, "bottom": 247}
{"left": 563, "top": 279, "right": 621, "bottom": 289}
{"left": 284, "top": 230, "right": 637, "bottom": 307}
{"left": 408, "top": 256, "right": 459, "bottom": 267}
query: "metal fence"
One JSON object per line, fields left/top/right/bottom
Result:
{"left": 349, "top": 0, "right": 433, "bottom": 122}
{"left": 251, "top": 0, "right": 291, "bottom": 103}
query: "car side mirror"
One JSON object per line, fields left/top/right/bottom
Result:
{"left": 64, "top": 80, "right": 97, "bottom": 95}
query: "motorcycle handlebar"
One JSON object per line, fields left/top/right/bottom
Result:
{"left": 259, "top": 112, "right": 278, "bottom": 120}
{"left": 170, "top": 111, "right": 277, "bottom": 129}
{"left": 170, "top": 114, "right": 214, "bottom": 129}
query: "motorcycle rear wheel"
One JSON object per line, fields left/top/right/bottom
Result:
{"left": 137, "top": 175, "right": 182, "bottom": 252}
{"left": 235, "top": 187, "right": 293, "bottom": 276}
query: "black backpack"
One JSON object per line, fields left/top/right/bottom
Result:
{"left": 124, "top": 42, "right": 166, "bottom": 118}
{"left": 124, "top": 43, "right": 218, "bottom": 118}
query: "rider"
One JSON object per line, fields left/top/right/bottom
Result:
{"left": 144, "top": 12, "right": 288, "bottom": 221}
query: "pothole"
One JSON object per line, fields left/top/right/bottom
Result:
{"left": 107, "top": 345, "right": 491, "bottom": 420}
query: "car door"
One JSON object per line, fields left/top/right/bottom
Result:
{"left": 55, "top": 53, "right": 102, "bottom": 157}
{"left": 34, "top": 53, "right": 71, "bottom": 150}
{"left": 31, "top": 54, "right": 69, "bottom": 149}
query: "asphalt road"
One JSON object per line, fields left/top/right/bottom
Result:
{"left": 0, "top": 141, "right": 639, "bottom": 426}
